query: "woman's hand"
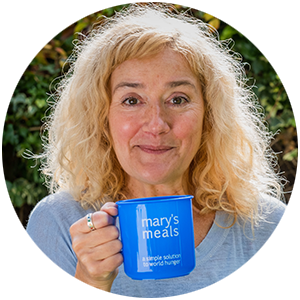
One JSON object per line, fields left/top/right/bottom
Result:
{"left": 70, "top": 202, "right": 123, "bottom": 292}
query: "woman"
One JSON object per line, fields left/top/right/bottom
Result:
{"left": 27, "top": 3, "right": 286, "bottom": 297}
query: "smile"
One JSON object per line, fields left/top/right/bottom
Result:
{"left": 136, "top": 145, "right": 175, "bottom": 154}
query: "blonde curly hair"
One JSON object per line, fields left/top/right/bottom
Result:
{"left": 39, "top": 3, "right": 283, "bottom": 225}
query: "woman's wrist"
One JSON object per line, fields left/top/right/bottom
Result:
{"left": 68, "top": 265, "right": 117, "bottom": 298}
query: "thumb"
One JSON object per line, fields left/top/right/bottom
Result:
{"left": 100, "top": 202, "right": 119, "bottom": 217}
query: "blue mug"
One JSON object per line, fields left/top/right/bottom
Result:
{"left": 117, "top": 195, "right": 195, "bottom": 280}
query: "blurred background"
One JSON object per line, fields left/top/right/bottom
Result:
{"left": 2, "top": 2, "right": 298, "bottom": 298}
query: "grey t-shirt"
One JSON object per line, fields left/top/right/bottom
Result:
{"left": 26, "top": 192, "right": 285, "bottom": 297}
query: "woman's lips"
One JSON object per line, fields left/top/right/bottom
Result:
{"left": 136, "top": 145, "right": 174, "bottom": 154}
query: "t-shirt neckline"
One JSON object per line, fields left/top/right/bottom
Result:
{"left": 195, "top": 210, "right": 233, "bottom": 263}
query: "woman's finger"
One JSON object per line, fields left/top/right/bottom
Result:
{"left": 72, "top": 225, "right": 120, "bottom": 250}
{"left": 70, "top": 210, "right": 115, "bottom": 236}
{"left": 88, "top": 239, "right": 123, "bottom": 261}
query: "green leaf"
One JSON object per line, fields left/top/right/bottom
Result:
{"left": 2, "top": 273, "right": 15, "bottom": 298}
{"left": 13, "top": 195, "right": 25, "bottom": 207}
{"left": 102, "top": 7, "right": 116, "bottom": 16}
{"left": 252, "top": 60, "right": 265, "bottom": 74}
{"left": 11, "top": 231, "right": 23, "bottom": 260}
{"left": 74, "top": 21, "right": 89, "bottom": 33}
{"left": 35, "top": 99, "right": 47, "bottom": 109}
{"left": 283, "top": 149, "right": 298, "bottom": 161}
{"left": 3, "top": 124, "right": 19, "bottom": 146}
{"left": 13, "top": 20, "right": 38, "bottom": 31}
{"left": 19, "top": 126, "right": 29, "bottom": 138}
{"left": 268, "top": 117, "right": 284, "bottom": 131}
{"left": 11, "top": 93, "right": 27, "bottom": 113}
{"left": 220, "top": 25, "right": 239, "bottom": 40}
{"left": 280, "top": 109, "right": 295, "bottom": 127}
{"left": 2, "top": 179, "right": 12, "bottom": 192}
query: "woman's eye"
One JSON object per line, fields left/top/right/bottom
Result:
{"left": 122, "top": 97, "right": 140, "bottom": 105}
{"left": 170, "top": 96, "right": 189, "bottom": 105}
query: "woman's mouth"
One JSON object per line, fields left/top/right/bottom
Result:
{"left": 136, "top": 145, "right": 174, "bottom": 154}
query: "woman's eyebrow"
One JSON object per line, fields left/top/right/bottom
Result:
{"left": 112, "top": 82, "right": 145, "bottom": 94}
{"left": 112, "top": 80, "right": 197, "bottom": 95}
{"left": 166, "top": 80, "right": 197, "bottom": 91}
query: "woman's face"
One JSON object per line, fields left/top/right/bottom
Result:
{"left": 109, "top": 48, "right": 205, "bottom": 191}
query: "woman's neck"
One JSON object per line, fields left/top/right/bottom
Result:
{"left": 126, "top": 177, "right": 186, "bottom": 199}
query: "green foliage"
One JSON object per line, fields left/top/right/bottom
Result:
{"left": 2, "top": 2, "right": 298, "bottom": 297}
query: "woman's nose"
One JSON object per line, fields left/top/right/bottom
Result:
{"left": 142, "top": 103, "right": 170, "bottom": 136}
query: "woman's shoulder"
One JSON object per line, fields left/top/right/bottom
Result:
{"left": 33, "top": 190, "right": 78, "bottom": 206}
{"left": 258, "top": 194, "right": 286, "bottom": 224}
{"left": 31, "top": 191, "right": 79, "bottom": 209}
{"left": 259, "top": 195, "right": 296, "bottom": 219}
{"left": 26, "top": 191, "right": 94, "bottom": 230}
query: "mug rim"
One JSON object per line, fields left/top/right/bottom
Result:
{"left": 116, "top": 195, "right": 193, "bottom": 205}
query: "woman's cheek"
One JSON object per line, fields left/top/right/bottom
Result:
{"left": 110, "top": 114, "right": 139, "bottom": 148}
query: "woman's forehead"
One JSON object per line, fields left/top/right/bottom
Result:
{"left": 110, "top": 48, "right": 200, "bottom": 91}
